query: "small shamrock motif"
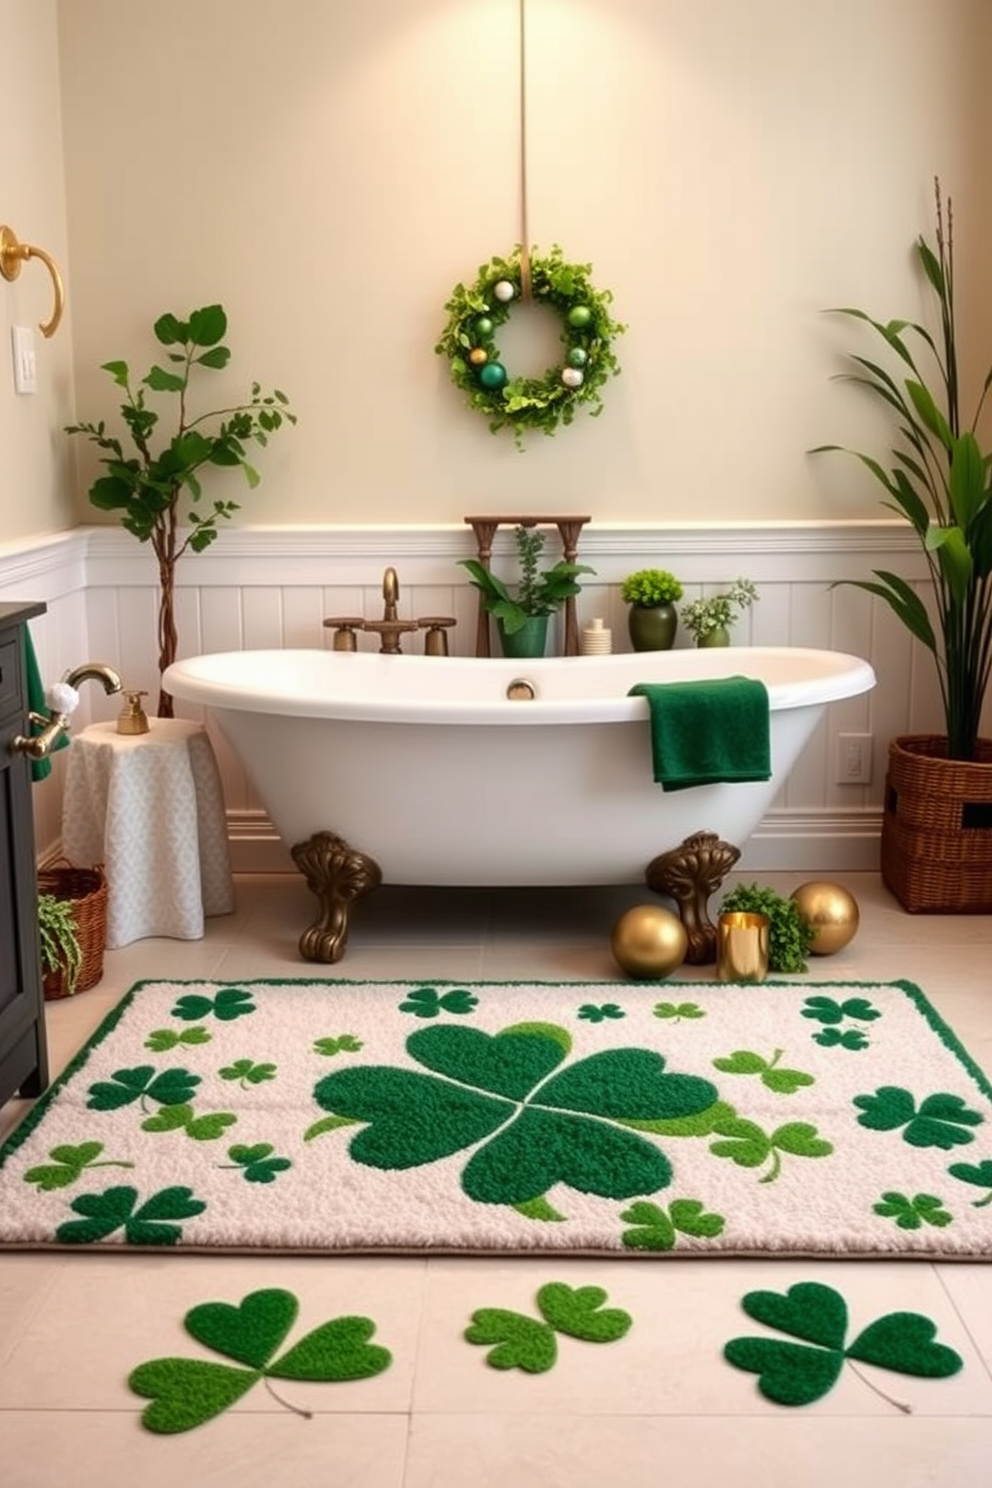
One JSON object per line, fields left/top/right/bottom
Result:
{"left": 873, "top": 1191, "right": 953, "bottom": 1231}
{"left": 577, "top": 1003, "right": 625, "bottom": 1023}
{"left": 221, "top": 1143, "right": 292, "bottom": 1184}
{"left": 218, "top": 1059, "right": 278, "bottom": 1089}
{"left": 398, "top": 986, "right": 479, "bottom": 1019}
{"left": 620, "top": 1198, "right": 725, "bottom": 1252}
{"left": 712, "top": 1048, "right": 815, "bottom": 1096}
{"left": 171, "top": 987, "right": 256, "bottom": 1023}
{"left": 145, "top": 1027, "right": 212, "bottom": 1052}
{"left": 465, "top": 1283, "right": 632, "bottom": 1374}
{"left": 55, "top": 1184, "right": 206, "bottom": 1246}
{"left": 129, "top": 1287, "right": 392, "bottom": 1433}
{"left": 86, "top": 1065, "right": 201, "bottom": 1113}
{"left": 709, "top": 1115, "right": 833, "bottom": 1184}
{"left": 853, "top": 1087, "right": 984, "bottom": 1150}
{"left": 653, "top": 1001, "right": 705, "bottom": 1022}
{"left": 141, "top": 1104, "right": 238, "bottom": 1141}
{"left": 23, "top": 1142, "right": 134, "bottom": 1192}
{"left": 313, "top": 1034, "right": 364, "bottom": 1056}
{"left": 802, "top": 995, "right": 880, "bottom": 1051}
{"left": 801, "top": 995, "right": 881, "bottom": 1026}
{"left": 724, "top": 1280, "right": 963, "bottom": 1408}
{"left": 947, "top": 1159, "right": 992, "bottom": 1207}
{"left": 813, "top": 1027, "right": 870, "bottom": 1051}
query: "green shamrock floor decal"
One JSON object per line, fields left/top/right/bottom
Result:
{"left": 129, "top": 1287, "right": 392, "bottom": 1433}
{"left": 3, "top": 978, "right": 992, "bottom": 1257}
{"left": 465, "top": 1282, "right": 632, "bottom": 1372}
{"left": 724, "top": 1281, "right": 963, "bottom": 1409}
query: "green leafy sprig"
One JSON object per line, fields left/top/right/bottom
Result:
{"left": 719, "top": 882, "right": 816, "bottom": 973}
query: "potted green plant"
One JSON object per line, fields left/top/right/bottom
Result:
{"left": 66, "top": 304, "right": 296, "bottom": 717}
{"left": 460, "top": 525, "right": 594, "bottom": 658}
{"left": 37, "top": 892, "right": 83, "bottom": 998}
{"left": 812, "top": 178, "right": 992, "bottom": 912}
{"left": 681, "top": 578, "right": 758, "bottom": 647}
{"left": 620, "top": 568, "right": 684, "bottom": 651}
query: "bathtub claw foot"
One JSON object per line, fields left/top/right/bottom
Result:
{"left": 290, "top": 830, "right": 383, "bottom": 962}
{"left": 645, "top": 831, "right": 741, "bottom": 965}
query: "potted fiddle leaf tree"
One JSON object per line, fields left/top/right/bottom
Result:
{"left": 812, "top": 177, "right": 992, "bottom": 912}
{"left": 66, "top": 304, "right": 296, "bottom": 716}
{"left": 460, "top": 524, "right": 594, "bottom": 658}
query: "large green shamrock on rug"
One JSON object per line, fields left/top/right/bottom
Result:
{"left": 310, "top": 1022, "right": 718, "bottom": 1206}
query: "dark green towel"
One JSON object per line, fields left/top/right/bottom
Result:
{"left": 24, "top": 625, "right": 67, "bottom": 782}
{"left": 628, "top": 676, "right": 771, "bottom": 792}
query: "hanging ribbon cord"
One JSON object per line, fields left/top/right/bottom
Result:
{"left": 517, "top": 0, "right": 531, "bottom": 300}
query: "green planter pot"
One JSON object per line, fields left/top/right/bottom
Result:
{"left": 627, "top": 603, "right": 678, "bottom": 652}
{"left": 497, "top": 615, "right": 549, "bottom": 659}
{"left": 696, "top": 625, "right": 731, "bottom": 648}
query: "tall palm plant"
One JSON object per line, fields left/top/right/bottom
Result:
{"left": 813, "top": 179, "right": 992, "bottom": 761}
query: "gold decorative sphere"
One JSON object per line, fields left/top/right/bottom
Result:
{"left": 791, "top": 880, "right": 860, "bottom": 956}
{"left": 611, "top": 904, "right": 688, "bottom": 979}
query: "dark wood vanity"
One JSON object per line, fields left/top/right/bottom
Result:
{"left": 0, "top": 601, "right": 50, "bottom": 1109}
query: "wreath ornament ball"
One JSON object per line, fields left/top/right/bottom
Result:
{"left": 435, "top": 245, "right": 625, "bottom": 445}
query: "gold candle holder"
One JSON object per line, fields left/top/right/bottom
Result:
{"left": 717, "top": 911, "right": 770, "bottom": 983}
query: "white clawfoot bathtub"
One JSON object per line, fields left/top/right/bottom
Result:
{"left": 164, "top": 647, "right": 875, "bottom": 887}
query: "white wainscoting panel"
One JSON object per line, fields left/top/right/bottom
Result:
{"left": 1, "top": 522, "right": 949, "bottom": 875}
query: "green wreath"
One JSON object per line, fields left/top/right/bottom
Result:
{"left": 435, "top": 244, "right": 625, "bottom": 445}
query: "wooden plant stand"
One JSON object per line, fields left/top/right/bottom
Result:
{"left": 463, "top": 515, "right": 591, "bottom": 657}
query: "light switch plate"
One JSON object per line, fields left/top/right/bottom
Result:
{"left": 11, "top": 325, "right": 37, "bottom": 394}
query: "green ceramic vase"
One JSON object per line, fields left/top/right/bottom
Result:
{"left": 498, "top": 614, "right": 549, "bottom": 659}
{"left": 696, "top": 625, "right": 731, "bottom": 648}
{"left": 627, "top": 603, "right": 678, "bottom": 652}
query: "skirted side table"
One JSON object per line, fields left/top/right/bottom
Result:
{"left": 61, "top": 719, "right": 235, "bottom": 947}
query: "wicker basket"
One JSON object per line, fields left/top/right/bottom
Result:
{"left": 880, "top": 735, "right": 992, "bottom": 913}
{"left": 37, "top": 859, "right": 108, "bottom": 999}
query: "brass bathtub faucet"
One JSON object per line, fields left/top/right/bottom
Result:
{"left": 324, "top": 568, "right": 456, "bottom": 655}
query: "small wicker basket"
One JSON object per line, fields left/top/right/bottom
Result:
{"left": 37, "top": 859, "right": 108, "bottom": 999}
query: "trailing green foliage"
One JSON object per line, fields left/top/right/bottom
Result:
{"left": 435, "top": 244, "right": 625, "bottom": 447}
{"left": 812, "top": 179, "right": 992, "bottom": 760}
{"left": 719, "top": 882, "right": 816, "bottom": 973}
{"left": 620, "top": 569, "right": 684, "bottom": 606}
{"left": 36, "top": 891, "right": 82, "bottom": 995}
{"left": 460, "top": 525, "right": 594, "bottom": 635}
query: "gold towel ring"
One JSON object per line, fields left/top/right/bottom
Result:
{"left": 0, "top": 225, "right": 65, "bottom": 338}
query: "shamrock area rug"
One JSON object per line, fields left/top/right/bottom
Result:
{"left": 2, "top": 977, "right": 992, "bottom": 1259}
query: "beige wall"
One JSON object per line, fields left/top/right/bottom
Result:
{"left": 3, "top": 0, "right": 989, "bottom": 542}
{"left": 0, "top": 0, "right": 77, "bottom": 541}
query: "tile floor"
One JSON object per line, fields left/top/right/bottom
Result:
{"left": 1, "top": 870, "right": 991, "bottom": 1487}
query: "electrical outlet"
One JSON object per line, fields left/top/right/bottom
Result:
{"left": 837, "top": 732, "right": 873, "bottom": 784}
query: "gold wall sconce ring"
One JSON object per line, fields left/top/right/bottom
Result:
{"left": 0, "top": 225, "right": 65, "bottom": 337}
